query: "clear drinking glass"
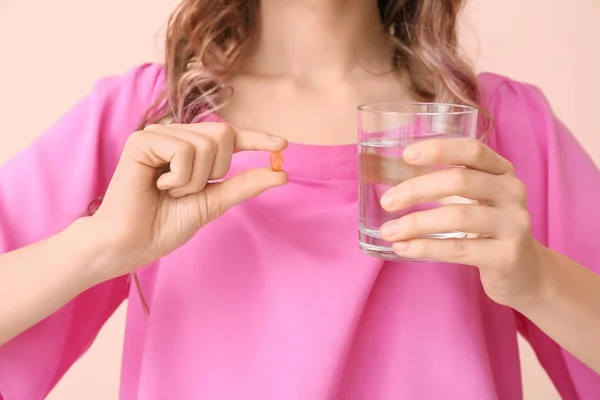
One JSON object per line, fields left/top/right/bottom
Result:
{"left": 357, "top": 102, "right": 478, "bottom": 262}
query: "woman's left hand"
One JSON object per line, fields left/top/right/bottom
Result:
{"left": 378, "top": 138, "right": 549, "bottom": 308}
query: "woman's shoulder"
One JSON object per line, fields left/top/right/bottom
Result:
{"left": 477, "top": 72, "right": 551, "bottom": 117}
{"left": 476, "top": 72, "right": 561, "bottom": 151}
{"left": 92, "top": 62, "right": 167, "bottom": 107}
{"left": 100, "top": 62, "right": 166, "bottom": 86}
{"left": 10, "top": 63, "right": 169, "bottom": 175}
{"left": 69, "top": 63, "right": 168, "bottom": 144}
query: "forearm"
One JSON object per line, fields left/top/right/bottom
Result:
{"left": 516, "top": 247, "right": 600, "bottom": 374}
{"left": 0, "top": 218, "right": 113, "bottom": 346}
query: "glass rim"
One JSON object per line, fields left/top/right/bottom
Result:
{"left": 357, "top": 101, "right": 478, "bottom": 116}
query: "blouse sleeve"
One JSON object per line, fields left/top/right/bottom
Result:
{"left": 482, "top": 74, "right": 600, "bottom": 399}
{"left": 0, "top": 63, "right": 165, "bottom": 399}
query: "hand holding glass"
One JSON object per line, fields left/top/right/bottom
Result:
{"left": 358, "top": 102, "right": 478, "bottom": 262}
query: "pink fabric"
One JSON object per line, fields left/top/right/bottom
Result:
{"left": 0, "top": 63, "right": 598, "bottom": 399}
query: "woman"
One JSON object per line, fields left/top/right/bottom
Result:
{"left": 0, "top": 0, "right": 599, "bottom": 398}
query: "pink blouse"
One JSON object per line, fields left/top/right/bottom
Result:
{"left": 0, "top": 64, "right": 599, "bottom": 399}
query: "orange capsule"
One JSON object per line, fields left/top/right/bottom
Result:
{"left": 269, "top": 151, "right": 284, "bottom": 172}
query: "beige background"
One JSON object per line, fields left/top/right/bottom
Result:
{"left": 1, "top": 0, "right": 599, "bottom": 399}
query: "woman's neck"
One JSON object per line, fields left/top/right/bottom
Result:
{"left": 241, "top": 0, "right": 393, "bottom": 84}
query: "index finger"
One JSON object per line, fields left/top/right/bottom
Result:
{"left": 403, "top": 138, "right": 514, "bottom": 175}
{"left": 232, "top": 127, "right": 288, "bottom": 153}
{"left": 170, "top": 122, "right": 288, "bottom": 153}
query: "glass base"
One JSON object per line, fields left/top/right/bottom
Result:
{"left": 358, "top": 226, "right": 466, "bottom": 263}
{"left": 359, "top": 242, "right": 429, "bottom": 262}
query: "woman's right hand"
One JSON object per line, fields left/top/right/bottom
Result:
{"left": 87, "top": 122, "right": 287, "bottom": 280}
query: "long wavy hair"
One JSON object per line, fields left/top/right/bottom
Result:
{"left": 142, "top": 0, "right": 488, "bottom": 126}
{"left": 92, "top": 0, "right": 489, "bottom": 315}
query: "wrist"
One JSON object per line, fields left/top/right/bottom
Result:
{"left": 510, "top": 242, "right": 561, "bottom": 316}
{"left": 62, "top": 217, "right": 133, "bottom": 287}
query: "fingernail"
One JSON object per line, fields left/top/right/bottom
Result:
{"left": 380, "top": 221, "right": 398, "bottom": 236}
{"left": 380, "top": 191, "right": 395, "bottom": 209}
{"left": 393, "top": 241, "right": 410, "bottom": 252}
{"left": 269, "top": 135, "right": 282, "bottom": 142}
{"left": 403, "top": 146, "right": 421, "bottom": 161}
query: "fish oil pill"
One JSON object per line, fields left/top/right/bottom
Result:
{"left": 269, "top": 151, "right": 284, "bottom": 172}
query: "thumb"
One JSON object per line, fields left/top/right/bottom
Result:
{"left": 204, "top": 168, "right": 288, "bottom": 213}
